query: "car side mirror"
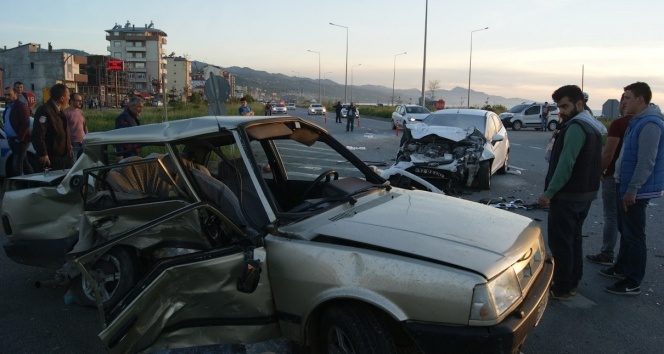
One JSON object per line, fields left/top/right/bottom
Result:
{"left": 237, "top": 258, "right": 262, "bottom": 294}
{"left": 491, "top": 134, "right": 504, "bottom": 144}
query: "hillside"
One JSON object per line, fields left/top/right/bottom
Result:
{"left": 222, "top": 66, "right": 531, "bottom": 107}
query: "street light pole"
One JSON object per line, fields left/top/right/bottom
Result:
{"left": 392, "top": 51, "right": 406, "bottom": 106}
{"left": 308, "top": 49, "right": 321, "bottom": 103}
{"left": 330, "top": 22, "right": 349, "bottom": 103}
{"left": 350, "top": 64, "right": 361, "bottom": 103}
{"left": 323, "top": 71, "right": 332, "bottom": 104}
{"left": 421, "top": 0, "right": 428, "bottom": 108}
{"left": 467, "top": 27, "right": 489, "bottom": 108}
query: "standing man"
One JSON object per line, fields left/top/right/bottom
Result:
{"left": 541, "top": 102, "right": 550, "bottom": 131}
{"left": 3, "top": 86, "right": 33, "bottom": 176}
{"left": 31, "top": 84, "right": 73, "bottom": 171}
{"left": 65, "top": 93, "right": 88, "bottom": 159}
{"left": 538, "top": 85, "right": 604, "bottom": 300}
{"left": 238, "top": 97, "right": 254, "bottom": 116}
{"left": 114, "top": 96, "right": 143, "bottom": 158}
{"left": 586, "top": 94, "right": 633, "bottom": 265}
{"left": 602, "top": 82, "right": 664, "bottom": 296}
{"left": 13, "top": 81, "right": 30, "bottom": 110}
{"left": 334, "top": 101, "right": 343, "bottom": 123}
{"left": 265, "top": 101, "right": 272, "bottom": 116}
{"left": 346, "top": 102, "right": 357, "bottom": 132}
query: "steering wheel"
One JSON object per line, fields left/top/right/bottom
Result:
{"left": 302, "top": 170, "right": 339, "bottom": 199}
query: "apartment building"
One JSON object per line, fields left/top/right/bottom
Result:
{"left": 164, "top": 55, "right": 191, "bottom": 101}
{"left": 105, "top": 21, "right": 167, "bottom": 94}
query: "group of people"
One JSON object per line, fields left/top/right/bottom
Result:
{"left": 333, "top": 101, "right": 358, "bottom": 132}
{"left": 538, "top": 82, "right": 663, "bottom": 300}
{"left": 2, "top": 82, "right": 88, "bottom": 176}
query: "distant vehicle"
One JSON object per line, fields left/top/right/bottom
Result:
{"left": 272, "top": 103, "right": 288, "bottom": 115}
{"left": 499, "top": 102, "right": 559, "bottom": 131}
{"left": 308, "top": 104, "right": 326, "bottom": 115}
{"left": 152, "top": 100, "right": 164, "bottom": 107}
{"left": 287, "top": 102, "right": 296, "bottom": 110}
{"left": 391, "top": 104, "right": 431, "bottom": 130}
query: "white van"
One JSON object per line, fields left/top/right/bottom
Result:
{"left": 499, "top": 102, "right": 559, "bottom": 131}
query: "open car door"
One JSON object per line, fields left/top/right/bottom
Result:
{"left": 69, "top": 152, "right": 280, "bottom": 353}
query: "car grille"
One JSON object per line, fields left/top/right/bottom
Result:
{"left": 513, "top": 242, "right": 545, "bottom": 293}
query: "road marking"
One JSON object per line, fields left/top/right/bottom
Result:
{"left": 510, "top": 142, "right": 543, "bottom": 150}
{"left": 509, "top": 165, "right": 526, "bottom": 171}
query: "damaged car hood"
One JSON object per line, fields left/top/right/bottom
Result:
{"left": 311, "top": 190, "right": 538, "bottom": 279}
{"left": 406, "top": 123, "right": 476, "bottom": 142}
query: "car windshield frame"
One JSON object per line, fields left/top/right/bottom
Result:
{"left": 423, "top": 113, "right": 486, "bottom": 133}
{"left": 406, "top": 106, "right": 430, "bottom": 114}
{"left": 508, "top": 104, "right": 530, "bottom": 113}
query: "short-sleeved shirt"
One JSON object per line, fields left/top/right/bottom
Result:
{"left": 239, "top": 105, "right": 251, "bottom": 115}
{"left": 65, "top": 108, "right": 87, "bottom": 143}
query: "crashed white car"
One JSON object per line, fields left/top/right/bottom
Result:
{"left": 396, "top": 109, "right": 510, "bottom": 191}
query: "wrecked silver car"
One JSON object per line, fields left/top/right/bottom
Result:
{"left": 395, "top": 109, "right": 510, "bottom": 191}
{"left": 2, "top": 115, "right": 550, "bottom": 354}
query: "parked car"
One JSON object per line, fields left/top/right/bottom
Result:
{"left": 499, "top": 102, "right": 559, "bottom": 131}
{"left": 340, "top": 103, "right": 360, "bottom": 119}
{"left": 307, "top": 103, "right": 326, "bottom": 115}
{"left": 271, "top": 102, "right": 288, "bottom": 114}
{"left": 0, "top": 118, "right": 39, "bottom": 179}
{"left": 152, "top": 100, "right": 164, "bottom": 107}
{"left": 391, "top": 104, "right": 431, "bottom": 129}
{"left": 396, "top": 109, "right": 510, "bottom": 191}
{"left": 2, "top": 116, "right": 551, "bottom": 354}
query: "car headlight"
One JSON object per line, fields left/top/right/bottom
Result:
{"left": 408, "top": 116, "right": 416, "bottom": 122}
{"left": 469, "top": 268, "right": 521, "bottom": 324}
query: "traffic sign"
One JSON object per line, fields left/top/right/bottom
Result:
{"left": 24, "top": 91, "right": 37, "bottom": 108}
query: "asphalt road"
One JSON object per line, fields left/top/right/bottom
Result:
{"left": 1, "top": 109, "right": 662, "bottom": 353}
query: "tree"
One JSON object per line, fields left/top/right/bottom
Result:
{"left": 427, "top": 80, "right": 441, "bottom": 101}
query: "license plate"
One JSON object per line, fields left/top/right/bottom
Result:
{"left": 534, "top": 292, "right": 549, "bottom": 327}
{"left": 413, "top": 168, "right": 446, "bottom": 178}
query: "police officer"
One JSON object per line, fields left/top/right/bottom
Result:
{"left": 31, "top": 84, "right": 74, "bottom": 171}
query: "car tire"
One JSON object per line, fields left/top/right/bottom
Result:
{"left": 71, "top": 246, "right": 140, "bottom": 309}
{"left": 319, "top": 303, "right": 397, "bottom": 354}
{"left": 497, "top": 152, "right": 509, "bottom": 175}
{"left": 477, "top": 161, "right": 491, "bottom": 190}
{"left": 547, "top": 120, "right": 558, "bottom": 131}
{"left": 512, "top": 120, "right": 523, "bottom": 131}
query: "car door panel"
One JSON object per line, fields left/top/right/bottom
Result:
{"left": 523, "top": 105, "right": 541, "bottom": 126}
{"left": 100, "top": 246, "right": 279, "bottom": 353}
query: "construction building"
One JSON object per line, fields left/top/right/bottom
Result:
{"left": 78, "top": 55, "right": 129, "bottom": 107}
{"left": 164, "top": 55, "right": 191, "bottom": 101}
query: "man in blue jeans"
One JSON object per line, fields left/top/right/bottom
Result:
{"left": 601, "top": 82, "right": 664, "bottom": 296}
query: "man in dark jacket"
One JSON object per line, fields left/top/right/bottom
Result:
{"left": 31, "top": 84, "right": 73, "bottom": 171}
{"left": 114, "top": 96, "right": 144, "bottom": 158}
{"left": 334, "top": 101, "right": 342, "bottom": 123}
{"left": 3, "top": 86, "right": 33, "bottom": 176}
{"left": 538, "top": 85, "right": 604, "bottom": 300}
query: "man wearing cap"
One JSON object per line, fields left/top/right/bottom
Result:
{"left": 538, "top": 84, "right": 605, "bottom": 300}
{"left": 31, "top": 83, "right": 74, "bottom": 171}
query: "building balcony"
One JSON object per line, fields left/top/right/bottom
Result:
{"left": 74, "top": 74, "right": 89, "bottom": 83}
{"left": 127, "top": 46, "right": 147, "bottom": 52}
{"left": 126, "top": 57, "right": 147, "bottom": 62}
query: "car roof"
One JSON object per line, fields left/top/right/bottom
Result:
{"left": 430, "top": 108, "right": 490, "bottom": 117}
{"left": 83, "top": 116, "right": 303, "bottom": 145}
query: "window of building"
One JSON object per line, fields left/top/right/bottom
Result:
{"left": 134, "top": 52, "right": 144, "bottom": 58}
{"left": 135, "top": 62, "right": 145, "bottom": 68}
{"left": 136, "top": 73, "right": 146, "bottom": 79}
{"left": 31, "top": 84, "right": 35, "bottom": 90}
{"left": 31, "top": 62, "right": 34, "bottom": 69}
{"left": 114, "top": 41, "right": 121, "bottom": 47}
{"left": 114, "top": 52, "right": 122, "bottom": 59}
{"left": 114, "top": 31, "right": 119, "bottom": 36}
{"left": 136, "top": 42, "right": 143, "bottom": 47}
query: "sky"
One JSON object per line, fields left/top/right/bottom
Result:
{"left": 4, "top": 0, "right": 663, "bottom": 111}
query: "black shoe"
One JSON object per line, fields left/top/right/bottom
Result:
{"left": 570, "top": 283, "right": 579, "bottom": 296}
{"left": 549, "top": 288, "right": 572, "bottom": 301}
{"left": 586, "top": 253, "right": 614, "bottom": 266}
{"left": 604, "top": 279, "right": 641, "bottom": 296}
{"left": 599, "top": 266, "right": 624, "bottom": 279}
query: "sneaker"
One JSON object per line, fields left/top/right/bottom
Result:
{"left": 599, "top": 266, "right": 624, "bottom": 279}
{"left": 549, "top": 288, "right": 572, "bottom": 301}
{"left": 604, "top": 279, "right": 641, "bottom": 296}
{"left": 586, "top": 253, "right": 614, "bottom": 266}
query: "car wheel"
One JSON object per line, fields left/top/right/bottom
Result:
{"left": 512, "top": 120, "right": 523, "bottom": 131}
{"left": 497, "top": 151, "right": 509, "bottom": 175}
{"left": 320, "top": 303, "right": 397, "bottom": 354}
{"left": 548, "top": 120, "right": 558, "bottom": 131}
{"left": 71, "top": 246, "right": 140, "bottom": 309}
{"left": 477, "top": 161, "right": 491, "bottom": 190}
